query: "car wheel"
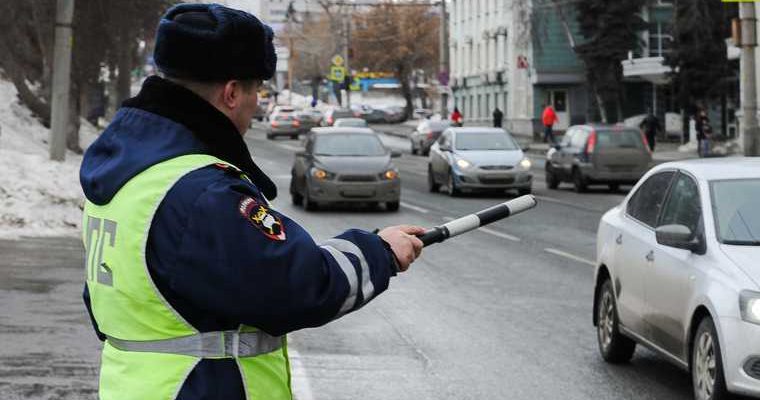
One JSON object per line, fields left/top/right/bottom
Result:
{"left": 447, "top": 170, "right": 461, "bottom": 197}
{"left": 692, "top": 317, "right": 730, "bottom": 400}
{"left": 518, "top": 187, "right": 532, "bottom": 196}
{"left": 291, "top": 134, "right": 298, "bottom": 140}
{"left": 266, "top": 133, "right": 274, "bottom": 140}
{"left": 303, "top": 186, "right": 318, "bottom": 211}
{"left": 290, "top": 178, "right": 303, "bottom": 206}
{"left": 546, "top": 165, "right": 560, "bottom": 189}
{"left": 573, "top": 168, "right": 587, "bottom": 193}
{"left": 608, "top": 183, "right": 620, "bottom": 192}
{"left": 411, "top": 141, "right": 418, "bottom": 155}
{"left": 427, "top": 165, "right": 440, "bottom": 193}
{"left": 422, "top": 148, "right": 430, "bottom": 157}
{"left": 386, "top": 201, "right": 400, "bottom": 212}
{"left": 596, "top": 279, "right": 636, "bottom": 363}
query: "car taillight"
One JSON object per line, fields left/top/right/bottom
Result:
{"left": 585, "top": 131, "right": 597, "bottom": 155}
{"left": 327, "top": 116, "right": 333, "bottom": 125}
{"left": 293, "top": 119, "right": 301, "bottom": 127}
{"left": 426, "top": 130, "right": 433, "bottom": 140}
{"left": 271, "top": 120, "right": 279, "bottom": 128}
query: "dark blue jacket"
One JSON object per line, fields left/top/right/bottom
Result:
{"left": 80, "top": 77, "right": 397, "bottom": 399}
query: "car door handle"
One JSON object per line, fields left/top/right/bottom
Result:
{"left": 645, "top": 250, "right": 654, "bottom": 262}
{"left": 615, "top": 234, "right": 623, "bottom": 245}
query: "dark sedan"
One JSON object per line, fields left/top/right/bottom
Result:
{"left": 290, "top": 128, "right": 401, "bottom": 211}
{"left": 410, "top": 119, "right": 451, "bottom": 156}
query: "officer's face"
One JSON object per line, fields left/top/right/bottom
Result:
{"left": 221, "top": 80, "right": 259, "bottom": 135}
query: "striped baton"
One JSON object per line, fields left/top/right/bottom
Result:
{"left": 417, "top": 195, "right": 537, "bottom": 247}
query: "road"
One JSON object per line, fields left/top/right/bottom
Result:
{"left": 0, "top": 122, "right": 695, "bottom": 400}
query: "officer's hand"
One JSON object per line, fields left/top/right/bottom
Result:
{"left": 377, "top": 225, "right": 425, "bottom": 272}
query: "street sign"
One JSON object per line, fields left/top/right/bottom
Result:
{"left": 330, "top": 66, "right": 346, "bottom": 82}
{"left": 331, "top": 55, "right": 345, "bottom": 66}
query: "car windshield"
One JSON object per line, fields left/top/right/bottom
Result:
{"left": 596, "top": 130, "right": 644, "bottom": 149}
{"left": 455, "top": 131, "right": 517, "bottom": 151}
{"left": 710, "top": 179, "right": 760, "bottom": 245}
{"left": 313, "top": 134, "right": 386, "bottom": 156}
{"left": 429, "top": 121, "right": 451, "bottom": 132}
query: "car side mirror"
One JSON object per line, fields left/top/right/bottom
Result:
{"left": 553, "top": 144, "right": 562, "bottom": 151}
{"left": 390, "top": 151, "right": 402, "bottom": 158}
{"left": 655, "top": 224, "right": 704, "bottom": 253}
{"left": 440, "top": 144, "right": 451, "bottom": 152}
{"left": 522, "top": 144, "right": 530, "bottom": 152}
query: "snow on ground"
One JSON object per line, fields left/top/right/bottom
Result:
{"left": 0, "top": 76, "right": 99, "bottom": 239}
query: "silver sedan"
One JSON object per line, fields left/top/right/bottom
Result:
{"left": 427, "top": 127, "right": 533, "bottom": 196}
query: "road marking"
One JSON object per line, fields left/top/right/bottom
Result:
{"left": 534, "top": 195, "right": 607, "bottom": 213}
{"left": 288, "top": 348, "right": 315, "bottom": 400}
{"left": 271, "top": 174, "right": 291, "bottom": 180}
{"left": 442, "top": 217, "right": 520, "bottom": 242}
{"left": 544, "top": 248, "right": 596, "bottom": 267}
{"left": 400, "top": 201, "right": 430, "bottom": 214}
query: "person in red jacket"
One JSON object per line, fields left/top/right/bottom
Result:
{"left": 451, "top": 107, "right": 463, "bottom": 126}
{"left": 542, "top": 103, "right": 558, "bottom": 144}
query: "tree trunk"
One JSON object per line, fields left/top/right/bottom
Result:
{"left": 7, "top": 63, "right": 51, "bottom": 126}
{"left": 398, "top": 66, "right": 413, "bottom": 119}
{"left": 66, "top": 82, "right": 82, "bottom": 154}
{"left": 116, "top": 39, "right": 133, "bottom": 106}
{"left": 595, "top": 90, "right": 608, "bottom": 124}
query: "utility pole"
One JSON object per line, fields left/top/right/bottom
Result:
{"left": 739, "top": 3, "right": 759, "bottom": 156}
{"left": 287, "top": 1, "right": 295, "bottom": 105}
{"left": 343, "top": 5, "right": 352, "bottom": 108}
{"left": 50, "top": 0, "right": 74, "bottom": 161}
{"left": 438, "top": 0, "right": 449, "bottom": 118}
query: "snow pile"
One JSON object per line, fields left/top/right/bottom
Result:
{"left": 0, "top": 77, "right": 99, "bottom": 239}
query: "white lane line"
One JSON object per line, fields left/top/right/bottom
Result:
{"left": 401, "top": 170, "right": 427, "bottom": 177}
{"left": 442, "top": 217, "right": 520, "bottom": 242}
{"left": 400, "top": 201, "right": 430, "bottom": 214}
{"left": 544, "top": 248, "right": 596, "bottom": 267}
{"left": 271, "top": 174, "right": 292, "bottom": 180}
{"left": 288, "top": 348, "right": 315, "bottom": 400}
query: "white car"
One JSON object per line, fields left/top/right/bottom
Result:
{"left": 594, "top": 158, "right": 760, "bottom": 400}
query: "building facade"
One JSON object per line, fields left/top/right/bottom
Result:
{"left": 449, "top": 0, "right": 588, "bottom": 137}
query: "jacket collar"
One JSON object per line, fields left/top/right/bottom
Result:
{"left": 122, "top": 76, "right": 277, "bottom": 199}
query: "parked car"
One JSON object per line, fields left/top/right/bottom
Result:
{"left": 413, "top": 108, "right": 433, "bottom": 120}
{"left": 594, "top": 158, "right": 760, "bottom": 400}
{"left": 427, "top": 127, "right": 532, "bottom": 196}
{"left": 333, "top": 118, "right": 369, "bottom": 128}
{"left": 410, "top": 120, "right": 451, "bottom": 156}
{"left": 322, "top": 107, "right": 357, "bottom": 126}
{"left": 253, "top": 97, "right": 270, "bottom": 121}
{"left": 363, "top": 107, "right": 389, "bottom": 124}
{"left": 290, "top": 128, "right": 402, "bottom": 211}
{"left": 267, "top": 112, "right": 301, "bottom": 140}
{"left": 378, "top": 105, "right": 406, "bottom": 123}
{"left": 545, "top": 124, "right": 652, "bottom": 193}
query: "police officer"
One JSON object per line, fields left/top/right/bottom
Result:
{"left": 79, "top": 4, "right": 424, "bottom": 399}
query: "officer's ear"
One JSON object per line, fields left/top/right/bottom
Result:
{"left": 221, "top": 80, "right": 243, "bottom": 110}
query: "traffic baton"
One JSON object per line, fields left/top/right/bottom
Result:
{"left": 417, "top": 195, "right": 537, "bottom": 247}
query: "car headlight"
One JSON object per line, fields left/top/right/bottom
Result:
{"left": 381, "top": 169, "right": 399, "bottom": 180}
{"left": 740, "top": 290, "right": 760, "bottom": 325}
{"left": 456, "top": 159, "right": 472, "bottom": 169}
{"left": 311, "top": 167, "right": 334, "bottom": 181}
{"left": 520, "top": 158, "right": 532, "bottom": 170}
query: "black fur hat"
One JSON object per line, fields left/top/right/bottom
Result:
{"left": 154, "top": 3, "right": 276, "bottom": 81}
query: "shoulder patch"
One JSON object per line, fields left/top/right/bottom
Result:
{"left": 214, "top": 163, "right": 241, "bottom": 173}
{"left": 239, "top": 197, "right": 286, "bottom": 241}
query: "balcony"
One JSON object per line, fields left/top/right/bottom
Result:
{"left": 621, "top": 56, "right": 672, "bottom": 85}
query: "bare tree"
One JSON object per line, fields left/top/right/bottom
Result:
{"left": 352, "top": 3, "right": 439, "bottom": 117}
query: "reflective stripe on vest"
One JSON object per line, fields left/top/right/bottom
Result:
{"left": 107, "top": 330, "right": 283, "bottom": 358}
{"left": 84, "top": 154, "right": 292, "bottom": 400}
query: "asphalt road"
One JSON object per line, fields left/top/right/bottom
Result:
{"left": 0, "top": 122, "right": 696, "bottom": 400}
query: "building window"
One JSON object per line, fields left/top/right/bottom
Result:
{"left": 648, "top": 22, "right": 673, "bottom": 57}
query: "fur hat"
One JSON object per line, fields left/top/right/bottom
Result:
{"left": 154, "top": 3, "right": 276, "bottom": 81}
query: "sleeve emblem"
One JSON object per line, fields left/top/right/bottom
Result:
{"left": 239, "top": 197, "right": 287, "bottom": 241}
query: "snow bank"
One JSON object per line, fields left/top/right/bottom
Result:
{"left": 0, "top": 76, "right": 98, "bottom": 239}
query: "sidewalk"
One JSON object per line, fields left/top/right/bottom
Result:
{"left": 372, "top": 122, "right": 699, "bottom": 164}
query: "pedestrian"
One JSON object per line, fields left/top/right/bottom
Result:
{"left": 493, "top": 107, "right": 504, "bottom": 128}
{"left": 639, "top": 108, "right": 661, "bottom": 152}
{"left": 542, "top": 103, "right": 558, "bottom": 144}
{"left": 451, "top": 106, "right": 463, "bottom": 127}
{"left": 79, "top": 4, "right": 424, "bottom": 400}
{"left": 696, "top": 107, "right": 711, "bottom": 157}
